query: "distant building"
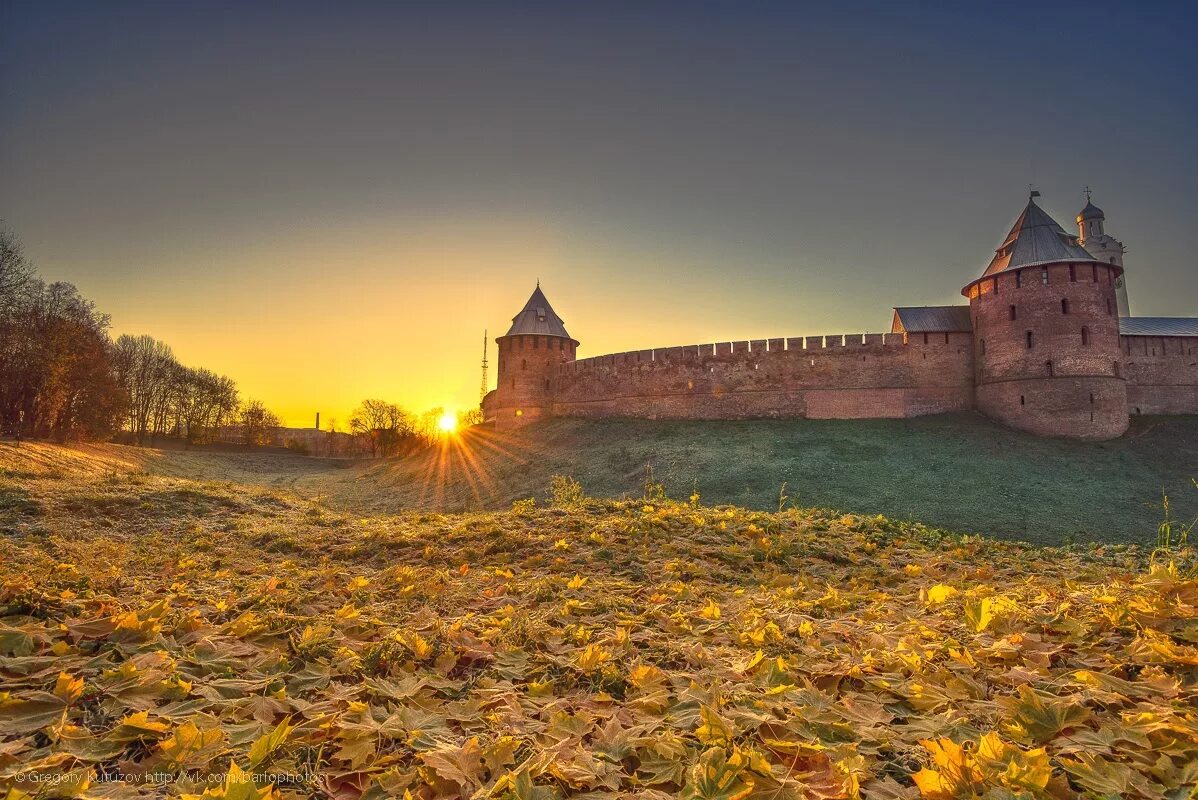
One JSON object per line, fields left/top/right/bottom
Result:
{"left": 482, "top": 194, "right": 1197, "bottom": 440}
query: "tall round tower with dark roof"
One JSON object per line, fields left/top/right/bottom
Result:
{"left": 963, "top": 194, "right": 1128, "bottom": 439}
{"left": 488, "top": 285, "right": 579, "bottom": 429}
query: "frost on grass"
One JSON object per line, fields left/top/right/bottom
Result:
{"left": 0, "top": 470, "right": 1196, "bottom": 800}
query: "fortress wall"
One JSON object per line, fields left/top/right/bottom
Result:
{"left": 1122, "top": 335, "right": 1198, "bottom": 415}
{"left": 552, "top": 332, "right": 974, "bottom": 420}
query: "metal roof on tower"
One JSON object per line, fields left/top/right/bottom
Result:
{"left": 1077, "top": 201, "right": 1105, "bottom": 222}
{"left": 503, "top": 285, "right": 575, "bottom": 340}
{"left": 981, "top": 196, "right": 1097, "bottom": 277}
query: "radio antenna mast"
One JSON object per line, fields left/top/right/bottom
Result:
{"left": 479, "top": 330, "right": 489, "bottom": 403}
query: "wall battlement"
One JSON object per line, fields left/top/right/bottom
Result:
{"left": 547, "top": 329, "right": 975, "bottom": 422}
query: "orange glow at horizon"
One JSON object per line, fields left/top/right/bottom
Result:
{"left": 69, "top": 213, "right": 925, "bottom": 430}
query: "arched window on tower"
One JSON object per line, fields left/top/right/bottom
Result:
{"left": 1045, "top": 360, "right": 1054, "bottom": 376}
{"left": 1081, "top": 327, "right": 1090, "bottom": 346}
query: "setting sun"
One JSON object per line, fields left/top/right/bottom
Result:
{"left": 437, "top": 411, "right": 458, "bottom": 434}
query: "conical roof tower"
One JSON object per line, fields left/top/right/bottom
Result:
{"left": 981, "top": 195, "right": 1098, "bottom": 277}
{"left": 504, "top": 284, "right": 576, "bottom": 342}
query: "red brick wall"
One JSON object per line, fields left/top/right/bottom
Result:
{"left": 1122, "top": 335, "right": 1198, "bottom": 414}
{"left": 550, "top": 332, "right": 975, "bottom": 421}
{"left": 966, "top": 261, "right": 1127, "bottom": 439}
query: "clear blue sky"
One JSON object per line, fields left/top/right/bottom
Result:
{"left": 2, "top": 1, "right": 1195, "bottom": 423}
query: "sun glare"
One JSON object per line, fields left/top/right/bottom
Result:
{"left": 437, "top": 411, "right": 458, "bottom": 434}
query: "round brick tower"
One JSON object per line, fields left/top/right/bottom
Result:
{"left": 963, "top": 194, "right": 1127, "bottom": 440}
{"left": 490, "top": 284, "right": 578, "bottom": 429}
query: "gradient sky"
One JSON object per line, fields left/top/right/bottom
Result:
{"left": 2, "top": 1, "right": 1196, "bottom": 427}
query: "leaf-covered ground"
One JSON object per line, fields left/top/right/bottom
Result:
{"left": 1, "top": 465, "right": 1196, "bottom": 799}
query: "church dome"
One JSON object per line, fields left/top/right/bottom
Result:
{"left": 1077, "top": 201, "right": 1105, "bottom": 223}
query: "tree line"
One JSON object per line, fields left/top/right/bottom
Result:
{"left": 0, "top": 225, "right": 281, "bottom": 444}
{"left": 341, "top": 401, "right": 481, "bottom": 457}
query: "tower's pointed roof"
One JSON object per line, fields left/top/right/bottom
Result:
{"left": 504, "top": 284, "right": 575, "bottom": 339}
{"left": 981, "top": 195, "right": 1097, "bottom": 277}
{"left": 1077, "top": 200, "right": 1104, "bottom": 222}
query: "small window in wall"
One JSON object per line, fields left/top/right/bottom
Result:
{"left": 992, "top": 276, "right": 999, "bottom": 294}
{"left": 1106, "top": 298, "right": 1112, "bottom": 315}
{"left": 1020, "top": 395, "right": 1025, "bottom": 406}
{"left": 944, "top": 333, "right": 950, "bottom": 344}
{"left": 980, "top": 339, "right": 986, "bottom": 355}
{"left": 1061, "top": 298, "right": 1070, "bottom": 314}
{"left": 1045, "top": 360, "right": 1054, "bottom": 376}
{"left": 1089, "top": 393, "right": 1095, "bottom": 404}
{"left": 1109, "top": 257, "right": 1116, "bottom": 265}
{"left": 1092, "top": 264, "right": 1098, "bottom": 282}
{"left": 1113, "top": 361, "right": 1121, "bottom": 378}
{"left": 521, "top": 359, "right": 527, "bottom": 370}
{"left": 1009, "top": 305, "right": 1017, "bottom": 321}
{"left": 1081, "top": 327, "right": 1090, "bottom": 346}
{"left": 1069, "top": 264, "right": 1076, "bottom": 282}
{"left": 1026, "top": 331, "right": 1034, "bottom": 349}
{"left": 1015, "top": 271, "right": 1023, "bottom": 288}
{"left": 1041, "top": 268, "right": 1049, "bottom": 285}
{"left": 923, "top": 332, "right": 928, "bottom": 344}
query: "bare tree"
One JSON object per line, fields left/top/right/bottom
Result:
{"left": 349, "top": 399, "right": 415, "bottom": 457}
{"left": 239, "top": 400, "right": 281, "bottom": 447}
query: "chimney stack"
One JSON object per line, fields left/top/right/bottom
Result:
{"left": 315, "top": 412, "right": 320, "bottom": 431}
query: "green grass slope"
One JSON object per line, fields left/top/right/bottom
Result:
{"left": 367, "top": 414, "right": 1198, "bottom": 545}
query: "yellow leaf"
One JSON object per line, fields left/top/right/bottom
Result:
{"left": 698, "top": 599, "right": 721, "bottom": 620}
{"left": 695, "top": 704, "right": 734, "bottom": 746}
{"left": 926, "top": 584, "right": 957, "bottom": 604}
{"left": 156, "top": 721, "right": 226, "bottom": 769}
{"left": 53, "top": 672, "right": 84, "bottom": 703}
{"left": 576, "top": 643, "right": 612, "bottom": 671}
{"left": 247, "top": 716, "right": 294, "bottom": 768}
{"left": 567, "top": 574, "right": 588, "bottom": 590}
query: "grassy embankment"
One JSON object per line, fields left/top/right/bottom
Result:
{"left": 0, "top": 453, "right": 1195, "bottom": 799}
{"left": 362, "top": 414, "right": 1198, "bottom": 545}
